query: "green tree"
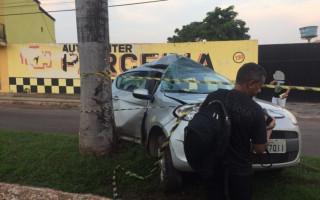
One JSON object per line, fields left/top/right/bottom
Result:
{"left": 168, "top": 22, "right": 206, "bottom": 43}
{"left": 167, "top": 6, "right": 250, "bottom": 43}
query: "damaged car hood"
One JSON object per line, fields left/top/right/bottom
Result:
{"left": 164, "top": 92, "right": 207, "bottom": 104}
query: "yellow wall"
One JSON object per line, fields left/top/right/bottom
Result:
{"left": 0, "top": 0, "right": 55, "bottom": 43}
{"left": 0, "top": 7, "right": 4, "bottom": 24}
{"left": 0, "top": 5, "right": 6, "bottom": 92}
{"left": 0, "top": 0, "right": 5, "bottom": 36}
{"left": 4, "top": 41, "right": 258, "bottom": 94}
{"left": 8, "top": 43, "right": 79, "bottom": 78}
{"left": 110, "top": 40, "right": 258, "bottom": 81}
{"left": 0, "top": 0, "right": 56, "bottom": 92}
{"left": 0, "top": 47, "right": 9, "bottom": 92}
{"left": 7, "top": 43, "right": 79, "bottom": 93}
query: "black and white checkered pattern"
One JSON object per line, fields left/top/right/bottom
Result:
{"left": 9, "top": 77, "right": 81, "bottom": 94}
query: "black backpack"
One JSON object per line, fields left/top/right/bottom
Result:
{"left": 184, "top": 97, "right": 231, "bottom": 178}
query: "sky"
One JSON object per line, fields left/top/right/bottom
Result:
{"left": 39, "top": 0, "right": 320, "bottom": 44}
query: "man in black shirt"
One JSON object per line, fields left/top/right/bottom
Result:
{"left": 201, "top": 63, "right": 275, "bottom": 200}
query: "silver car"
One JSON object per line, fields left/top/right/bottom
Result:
{"left": 112, "top": 54, "right": 301, "bottom": 192}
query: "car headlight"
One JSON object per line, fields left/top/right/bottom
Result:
{"left": 174, "top": 105, "right": 200, "bottom": 121}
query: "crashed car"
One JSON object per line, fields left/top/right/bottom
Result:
{"left": 112, "top": 54, "right": 301, "bottom": 191}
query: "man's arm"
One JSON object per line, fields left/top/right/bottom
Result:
{"left": 281, "top": 88, "right": 291, "bottom": 99}
{"left": 252, "top": 117, "right": 275, "bottom": 154}
{"left": 270, "top": 80, "right": 276, "bottom": 85}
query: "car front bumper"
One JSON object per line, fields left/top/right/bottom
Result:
{"left": 162, "top": 116, "right": 301, "bottom": 172}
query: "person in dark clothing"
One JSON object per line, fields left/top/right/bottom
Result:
{"left": 200, "top": 62, "right": 276, "bottom": 200}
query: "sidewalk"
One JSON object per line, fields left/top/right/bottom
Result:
{"left": 0, "top": 93, "right": 80, "bottom": 108}
{"left": 0, "top": 182, "right": 111, "bottom": 200}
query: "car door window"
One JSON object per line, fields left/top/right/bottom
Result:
{"left": 117, "top": 71, "right": 148, "bottom": 92}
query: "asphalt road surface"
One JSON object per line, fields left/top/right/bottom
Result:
{"left": 0, "top": 103, "right": 319, "bottom": 157}
{"left": 296, "top": 117, "right": 320, "bottom": 158}
{"left": 0, "top": 104, "right": 80, "bottom": 135}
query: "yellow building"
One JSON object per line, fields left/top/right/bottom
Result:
{"left": 5, "top": 41, "right": 257, "bottom": 94}
{"left": 0, "top": 0, "right": 56, "bottom": 92}
{"left": 0, "top": 0, "right": 55, "bottom": 43}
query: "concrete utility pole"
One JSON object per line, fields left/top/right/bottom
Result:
{"left": 76, "top": 0, "right": 114, "bottom": 155}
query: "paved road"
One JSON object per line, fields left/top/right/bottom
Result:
{"left": 296, "top": 117, "right": 320, "bottom": 157}
{"left": 0, "top": 103, "right": 319, "bottom": 157}
{"left": 0, "top": 104, "right": 80, "bottom": 135}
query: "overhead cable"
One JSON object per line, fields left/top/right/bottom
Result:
{"left": 0, "top": 0, "right": 168, "bottom": 16}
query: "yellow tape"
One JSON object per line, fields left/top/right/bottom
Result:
{"left": 112, "top": 104, "right": 196, "bottom": 200}
{"left": 102, "top": 65, "right": 317, "bottom": 198}
{"left": 81, "top": 103, "right": 199, "bottom": 114}
{"left": 80, "top": 105, "right": 177, "bottom": 113}
{"left": 262, "top": 84, "right": 320, "bottom": 92}
{"left": 80, "top": 70, "right": 320, "bottom": 92}
{"left": 112, "top": 163, "right": 158, "bottom": 200}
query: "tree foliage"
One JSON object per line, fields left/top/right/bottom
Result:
{"left": 167, "top": 6, "right": 250, "bottom": 43}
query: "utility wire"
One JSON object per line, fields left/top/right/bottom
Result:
{"left": 0, "top": 0, "right": 168, "bottom": 16}
{"left": 0, "top": 0, "right": 167, "bottom": 8}
{"left": 0, "top": 9, "right": 75, "bottom": 17}
{"left": 0, "top": 2, "right": 75, "bottom": 9}
{"left": 0, "top": 0, "right": 72, "bottom": 5}
{"left": 0, "top": 0, "right": 41, "bottom": 6}
{"left": 109, "top": 0, "right": 167, "bottom": 7}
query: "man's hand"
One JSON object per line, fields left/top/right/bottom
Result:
{"left": 253, "top": 117, "right": 276, "bottom": 154}
{"left": 266, "top": 116, "right": 276, "bottom": 131}
{"left": 270, "top": 79, "right": 277, "bottom": 85}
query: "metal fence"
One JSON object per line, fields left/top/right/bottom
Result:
{"left": 257, "top": 43, "right": 320, "bottom": 102}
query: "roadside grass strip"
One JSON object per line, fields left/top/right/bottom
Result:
{"left": 0, "top": 129, "right": 319, "bottom": 200}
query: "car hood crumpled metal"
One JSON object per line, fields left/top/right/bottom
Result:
{"left": 164, "top": 93, "right": 285, "bottom": 117}
{"left": 164, "top": 93, "right": 207, "bottom": 104}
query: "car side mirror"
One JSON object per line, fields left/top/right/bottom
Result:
{"left": 133, "top": 88, "right": 153, "bottom": 100}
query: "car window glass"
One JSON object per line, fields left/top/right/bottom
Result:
{"left": 118, "top": 71, "right": 148, "bottom": 92}
{"left": 161, "top": 57, "right": 233, "bottom": 94}
{"left": 116, "top": 77, "right": 123, "bottom": 88}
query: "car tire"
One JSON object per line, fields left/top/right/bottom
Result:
{"left": 157, "top": 135, "right": 182, "bottom": 192}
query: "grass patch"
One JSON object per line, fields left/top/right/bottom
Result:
{"left": 0, "top": 129, "right": 319, "bottom": 200}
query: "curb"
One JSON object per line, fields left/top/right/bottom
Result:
{"left": 0, "top": 96, "right": 80, "bottom": 108}
{"left": 0, "top": 182, "right": 112, "bottom": 200}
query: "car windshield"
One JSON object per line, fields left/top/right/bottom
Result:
{"left": 161, "top": 57, "right": 233, "bottom": 94}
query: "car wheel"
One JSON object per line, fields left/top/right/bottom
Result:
{"left": 157, "top": 135, "right": 182, "bottom": 192}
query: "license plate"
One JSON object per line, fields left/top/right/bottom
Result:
{"left": 267, "top": 139, "right": 286, "bottom": 153}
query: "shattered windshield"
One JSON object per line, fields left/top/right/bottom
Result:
{"left": 161, "top": 57, "right": 233, "bottom": 94}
